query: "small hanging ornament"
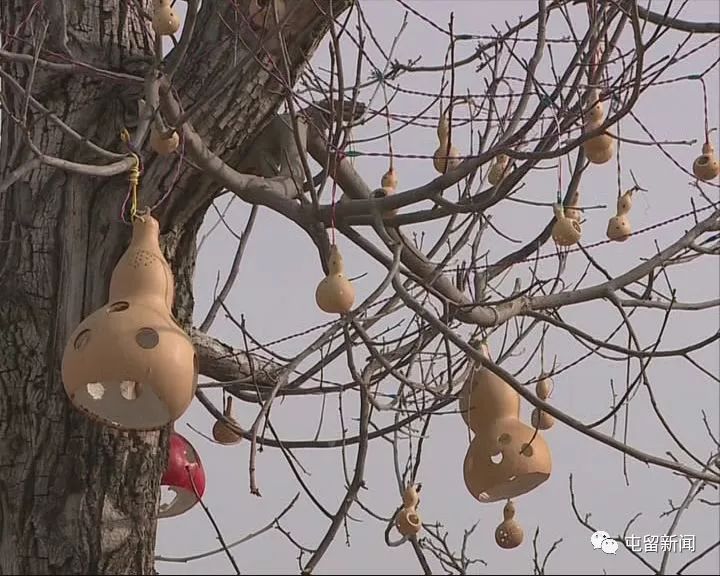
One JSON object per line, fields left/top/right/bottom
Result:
{"left": 373, "top": 166, "right": 398, "bottom": 218}
{"left": 565, "top": 190, "right": 582, "bottom": 222}
{"left": 433, "top": 113, "right": 461, "bottom": 174}
{"left": 495, "top": 500, "right": 524, "bottom": 549}
{"left": 212, "top": 396, "right": 243, "bottom": 445}
{"left": 551, "top": 203, "right": 582, "bottom": 247}
{"left": 150, "top": 126, "right": 179, "bottom": 156}
{"left": 582, "top": 89, "right": 614, "bottom": 165}
{"left": 606, "top": 189, "right": 633, "bottom": 242}
{"left": 531, "top": 374, "right": 555, "bottom": 431}
{"left": 62, "top": 211, "right": 198, "bottom": 430}
{"left": 395, "top": 484, "right": 422, "bottom": 537}
{"left": 315, "top": 244, "right": 355, "bottom": 314}
{"left": 159, "top": 432, "right": 206, "bottom": 519}
{"left": 693, "top": 139, "right": 719, "bottom": 181}
{"left": 152, "top": 0, "right": 181, "bottom": 36}
{"left": 488, "top": 154, "right": 510, "bottom": 186}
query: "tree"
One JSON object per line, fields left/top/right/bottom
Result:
{"left": 0, "top": 1, "right": 718, "bottom": 574}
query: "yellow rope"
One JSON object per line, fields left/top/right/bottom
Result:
{"left": 120, "top": 129, "right": 141, "bottom": 220}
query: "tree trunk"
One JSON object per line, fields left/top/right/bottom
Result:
{"left": 0, "top": 1, "right": 348, "bottom": 573}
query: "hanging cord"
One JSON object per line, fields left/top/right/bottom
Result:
{"left": 616, "top": 118, "right": 622, "bottom": 199}
{"left": 699, "top": 77, "right": 710, "bottom": 141}
{"left": 119, "top": 128, "right": 143, "bottom": 223}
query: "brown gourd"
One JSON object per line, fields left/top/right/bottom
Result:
{"left": 315, "top": 244, "right": 355, "bottom": 314}
{"left": 582, "top": 89, "right": 614, "bottom": 165}
{"left": 433, "top": 113, "right": 461, "bottom": 174}
{"left": 495, "top": 500, "right": 524, "bottom": 549}
{"left": 531, "top": 374, "right": 555, "bottom": 430}
{"left": 488, "top": 154, "right": 510, "bottom": 186}
{"left": 606, "top": 189, "right": 633, "bottom": 242}
{"left": 693, "top": 140, "right": 720, "bottom": 181}
{"left": 150, "top": 127, "right": 179, "bottom": 156}
{"left": 551, "top": 203, "right": 582, "bottom": 247}
{"left": 152, "top": 0, "right": 181, "bottom": 36}
{"left": 565, "top": 190, "right": 582, "bottom": 222}
{"left": 395, "top": 484, "right": 422, "bottom": 537}
{"left": 212, "top": 396, "right": 243, "bottom": 445}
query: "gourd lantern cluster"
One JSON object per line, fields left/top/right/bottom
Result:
{"left": 606, "top": 189, "right": 633, "bottom": 242}
{"left": 459, "top": 340, "right": 553, "bottom": 549}
{"left": 61, "top": 211, "right": 205, "bottom": 518}
{"left": 582, "top": 88, "right": 614, "bottom": 165}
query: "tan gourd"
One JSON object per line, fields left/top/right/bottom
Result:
{"left": 152, "top": 0, "right": 181, "bottom": 36}
{"left": 396, "top": 484, "right": 422, "bottom": 537}
{"left": 373, "top": 167, "right": 398, "bottom": 218}
{"left": 583, "top": 118, "right": 615, "bottom": 165}
{"left": 531, "top": 374, "right": 555, "bottom": 430}
{"left": 433, "top": 113, "right": 461, "bottom": 174}
{"left": 62, "top": 212, "right": 198, "bottom": 430}
{"left": 606, "top": 189, "right": 633, "bottom": 242}
{"left": 459, "top": 340, "right": 520, "bottom": 434}
{"left": 551, "top": 203, "right": 582, "bottom": 247}
{"left": 150, "top": 127, "right": 179, "bottom": 156}
{"left": 463, "top": 418, "right": 552, "bottom": 502}
{"left": 495, "top": 500, "right": 524, "bottom": 549}
{"left": 488, "top": 154, "right": 510, "bottom": 186}
{"left": 586, "top": 88, "right": 604, "bottom": 125}
{"left": 565, "top": 191, "right": 582, "bottom": 222}
{"left": 212, "top": 396, "right": 243, "bottom": 445}
{"left": 693, "top": 140, "right": 720, "bottom": 181}
{"left": 315, "top": 244, "right": 355, "bottom": 314}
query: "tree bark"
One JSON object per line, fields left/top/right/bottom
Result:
{"left": 0, "top": 1, "right": 348, "bottom": 573}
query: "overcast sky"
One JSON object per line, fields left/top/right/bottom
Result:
{"left": 154, "top": 2, "right": 719, "bottom": 574}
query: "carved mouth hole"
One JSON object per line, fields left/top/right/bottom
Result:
{"left": 86, "top": 382, "right": 105, "bottom": 400}
{"left": 490, "top": 452, "right": 504, "bottom": 464}
{"left": 120, "top": 380, "right": 142, "bottom": 401}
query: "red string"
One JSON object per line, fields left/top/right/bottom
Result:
{"left": 330, "top": 179, "right": 338, "bottom": 245}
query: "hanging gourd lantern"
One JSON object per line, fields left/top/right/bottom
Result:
{"left": 315, "top": 244, "right": 355, "bottom": 314}
{"left": 150, "top": 126, "right": 179, "bottom": 156}
{"left": 582, "top": 90, "right": 614, "bottom": 165}
{"left": 463, "top": 418, "right": 552, "bottom": 502}
{"left": 61, "top": 211, "right": 198, "bottom": 430}
{"left": 692, "top": 139, "right": 719, "bottom": 181}
{"left": 152, "top": 0, "right": 181, "bottom": 36}
{"left": 531, "top": 374, "right": 555, "bottom": 431}
{"left": 551, "top": 203, "right": 582, "bottom": 247}
{"left": 433, "top": 113, "right": 461, "bottom": 174}
{"left": 495, "top": 500, "right": 524, "bottom": 549}
{"left": 488, "top": 154, "right": 510, "bottom": 186}
{"left": 159, "top": 432, "right": 206, "bottom": 519}
{"left": 373, "top": 167, "right": 398, "bottom": 218}
{"left": 395, "top": 484, "right": 422, "bottom": 537}
{"left": 606, "top": 189, "right": 633, "bottom": 242}
{"left": 565, "top": 190, "right": 582, "bottom": 222}
{"left": 212, "top": 396, "right": 243, "bottom": 445}
{"left": 459, "top": 340, "right": 520, "bottom": 434}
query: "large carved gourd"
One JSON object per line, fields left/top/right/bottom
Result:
{"left": 61, "top": 212, "right": 198, "bottom": 430}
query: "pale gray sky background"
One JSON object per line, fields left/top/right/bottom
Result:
{"left": 154, "top": 1, "right": 719, "bottom": 574}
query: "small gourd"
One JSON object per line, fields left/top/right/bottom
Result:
{"left": 315, "top": 244, "right": 355, "bottom": 314}
{"left": 433, "top": 113, "right": 461, "bottom": 174}
{"left": 212, "top": 396, "right": 242, "bottom": 445}
{"left": 373, "top": 167, "right": 398, "bottom": 218}
{"left": 583, "top": 119, "right": 615, "bottom": 165}
{"left": 606, "top": 189, "right": 633, "bottom": 242}
{"left": 488, "top": 154, "right": 510, "bottom": 186}
{"left": 565, "top": 191, "right": 582, "bottom": 222}
{"left": 395, "top": 484, "right": 422, "bottom": 537}
{"left": 693, "top": 140, "right": 720, "bottom": 181}
{"left": 152, "top": 0, "right": 181, "bottom": 36}
{"left": 586, "top": 88, "right": 604, "bottom": 124}
{"left": 551, "top": 203, "right": 582, "bottom": 247}
{"left": 531, "top": 374, "right": 555, "bottom": 430}
{"left": 150, "top": 127, "right": 179, "bottom": 156}
{"left": 495, "top": 500, "right": 524, "bottom": 549}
